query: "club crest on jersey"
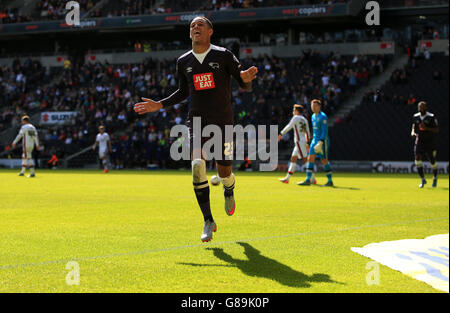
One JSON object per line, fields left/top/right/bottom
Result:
{"left": 193, "top": 73, "right": 215, "bottom": 91}
{"left": 209, "top": 62, "right": 220, "bottom": 69}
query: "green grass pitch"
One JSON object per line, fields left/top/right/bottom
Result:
{"left": 0, "top": 169, "right": 448, "bottom": 293}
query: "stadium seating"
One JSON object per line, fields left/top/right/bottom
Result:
{"left": 0, "top": 0, "right": 102, "bottom": 24}
{"left": 105, "top": 0, "right": 159, "bottom": 17}
{"left": 164, "top": 0, "right": 349, "bottom": 13}
{"left": 1, "top": 50, "right": 391, "bottom": 168}
{"left": 0, "top": 59, "right": 60, "bottom": 130}
{"left": 0, "top": 0, "right": 349, "bottom": 23}
{"left": 330, "top": 53, "right": 449, "bottom": 161}
{"left": 0, "top": 0, "right": 33, "bottom": 24}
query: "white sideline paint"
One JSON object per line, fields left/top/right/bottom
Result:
{"left": 0, "top": 217, "right": 447, "bottom": 271}
{"left": 352, "top": 234, "right": 449, "bottom": 292}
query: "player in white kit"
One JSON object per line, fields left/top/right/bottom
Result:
{"left": 12, "top": 116, "right": 40, "bottom": 178}
{"left": 92, "top": 126, "right": 112, "bottom": 173}
{"left": 278, "top": 105, "right": 316, "bottom": 184}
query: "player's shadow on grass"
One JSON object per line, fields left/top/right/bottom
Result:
{"left": 179, "top": 242, "right": 343, "bottom": 288}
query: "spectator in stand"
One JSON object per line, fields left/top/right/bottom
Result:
{"left": 47, "top": 154, "right": 59, "bottom": 168}
{"left": 407, "top": 94, "right": 417, "bottom": 107}
{"left": 357, "top": 67, "right": 370, "bottom": 86}
{"left": 348, "top": 70, "right": 357, "bottom": 94}
{"left": 134, "top": 42, "right": 143, "bottom": 52}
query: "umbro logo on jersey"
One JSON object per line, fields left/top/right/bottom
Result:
{"left": 193, "top": 73, "right": 215, "bottom": 91}
{"left": 209, "top": 62, "right": 220, "bottom": 69}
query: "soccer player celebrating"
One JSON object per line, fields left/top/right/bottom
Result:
{"left": 298, "top": 100, "right": 334, "bottom": 187}
{"left": 133, "top": 17, "right": 258, "bottom": 242}
{"left": 411, "top": 101, "right": 439, "bottom": 188}
{"left": 12, "top": 115, "right": 40, "bottom": 178}
{"left": 92, "top": 126, "right": 112, "bottom": 173}
{"left": 278, "top": 104, "right": 316, "bottom": 184}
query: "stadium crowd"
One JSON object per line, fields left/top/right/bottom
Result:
{"left": 0, "top": 0, "right": 102, "bottom": 24}
{"left": 36, "top": 0, "right": 104, "bottom": 21}
{"left": 335, "top": 47, "right": 447, "bottom": 127}
{"left": 166, "top": 0, "right": 348, "bottom": 14}
{"left": 2, "top": 0, "right": 447, "bottom": 24}
{"left": 0, "top": 58, "right": 55, "bottom": 131}
{"left": 0, "top": 49, "right": 390, "bottom": 169}
{"left": 331, "top": 50, "right": 448, "bottom": 162}
{"left": 0, "top": 0, "right": 348, "bottom": 24}
{"left": 0, "top": 6, "right": 33, "bottom": 24}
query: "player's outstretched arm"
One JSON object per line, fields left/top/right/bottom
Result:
{"left": 133, "top": 97, "right": 163, "bottom": 115}
{"left": 240, "top": 66, "right": 258, "bottom": 84}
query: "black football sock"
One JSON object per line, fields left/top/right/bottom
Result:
{"left": 417, "top": 166, "right": 425, "bottom": 180}
{"left": 433, "top": 168, "right": 438, "bottom": 180}
{"left": 194, "top": 186, "right": 213, "bottom": 222}
{"left": 192, "top": 159, "right": 213, "bottom": 222}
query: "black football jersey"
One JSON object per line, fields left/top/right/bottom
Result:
{"left": 413, "top": 112, "right": 438, "bottom": 144}
{"left": 161, "top": 44, "right": 251, "bottom": 124}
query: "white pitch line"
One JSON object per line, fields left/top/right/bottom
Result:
{"left": 0, "top": 217, "right": 447, "bottom": 270}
